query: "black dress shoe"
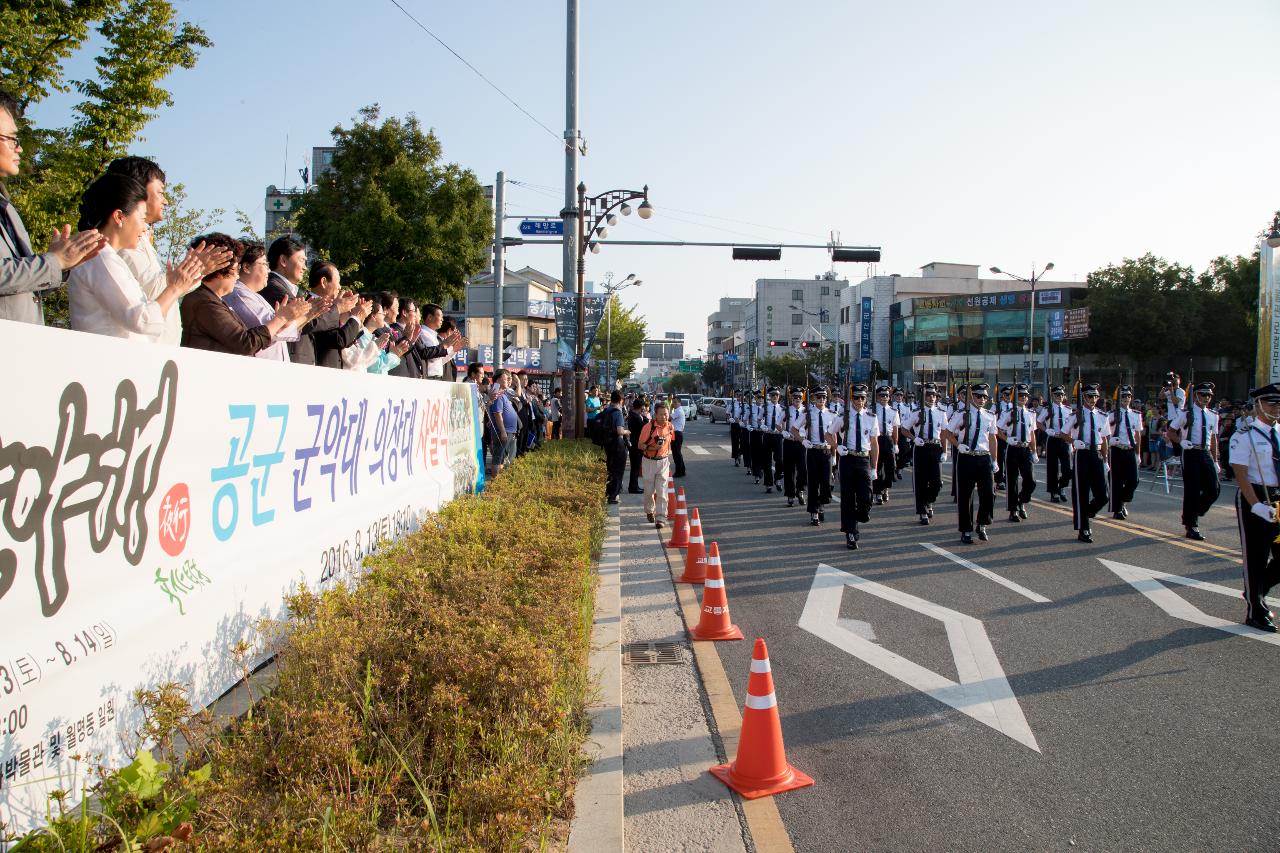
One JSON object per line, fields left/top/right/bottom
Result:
{"left": 977, "top": 526, "right": 989, "bottom": 541}
{"left": 628, "top": 488, "right": 644, "bottom": 494}
{"left": 927, "top": 505, "right": 934, "bottom": 518}
{"left": 874, "top": 494, "right": 883, "bottom": 505}
{"left": 810, "top": 514, "right": 821, "bottom": 527}
{"left": 1009, "top": 513, "right": 1020, "bottom": 523}
{"left": 1245, "top": 614, "right": 1278, "bottom": 632}
{"left": 883, "top": 493, "right": 890, "bottom": 504}
{"left": 818, "top": 509, "right": 825, "bottom": 522}
{"left": 607, "top": 497, "right": 619, "bottom": 504}
{"left": 1113, "top": 511, "right": 1125, "bottom": 520}
{"left": 754, "top": 477, "right": 761, "bottom": 484}
{"left": 920, "top": 514, "right": 930, "bottom": 525}
{"left": 846, "top": 534, "right": 858, "bottom": 550}
{"left": 1120, "top": 507, "right": 1128, "bottom": 519}
{"left": 1017, "top": 505, "right": 1028, "bottom": 519}
{"left": 1049, "top": 494, "right": 1060, "bottom": 503}
{"left": 1186, "top": 528, "right": 1205, "bottom": 541}
{"left": 961, "top": 532, "right": 974, "bottom": 545}
{"left": 787, "top": 498, "right": 795, "bottom": 507}
{"left": 1078, "top": 530, "right": 1094, "bottom": 543}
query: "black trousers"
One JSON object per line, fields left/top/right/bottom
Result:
{"left": 873, "top": 436, "right": 896, "bottom": 493}
{"left": 760, "top": 433, "right": 783, "bottom": 488}
{"left": 730, "top": 422, "right": 741, "bottom": 462}
{"left": 1109, "top": 445, "right": 1139, "bottom": 511}
{"left": 806, "top": 447, "right": 832, "bottom": 513}
{"left": 741, "top": 427, "right": 754, "bottom": 470}
{"left": 1181, "top": 448, "right": 1220, "bottom": 528}
{"left": 783, "top": 438, "right": 808, "bottom": 499}
{"left": 1005, "top": 445, "right": 1036, "bottom": 510}
{"left": 994, "top": 436, "right": 1008, "bottom": 486}
{"left": 551, "top": 420, "right": 562, "bottom": 440}
{"left": 605, "top": 439, "right": 627, "bottom": 500}
{"left": 672, "top": 429, "right": 686, "bottom": 477}
{"left": 1072, "top": 449, "right": 1109, "bottom": 531}
{"left": 912, "top": 443, "right": 943, "bottom": 514}
{"left": 1236, "top": 488, "right": 1280, "bottom": 622}
{"left": 628, "top": 446, "right": 643, "bottom": 491}
{"left": 896, "top": 435, "right": 913, "bottom": 471}
{"left": 839, "top": 455, "right": 874, "bottom": 533}
{"left": 956, "top": 453, "right": 995, "bottom": 533}
{"left": 1046, "top": 435, "right": 1073, "bottom": 494}
{"left": 749, "top": 430, "right": 766, "bottom": 478}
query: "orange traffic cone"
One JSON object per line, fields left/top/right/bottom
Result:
{"left": 665, "top": 489, "right": 689, "bottom": 548}
{"left": 665, "top": 476, "right": 677, "bottom": 520}
{"left": 690, "top": 543, "right": 743, "bottom": 640}
{"left": 677, "top": 509, "right": 708, "bottom": 583}
{"left": 709, "top": 638, "right": 813, "bottom": 799}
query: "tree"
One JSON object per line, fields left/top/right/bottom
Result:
{"left": 294, "top": 105, "right": 492, "bottom": 304}
{"left": 1084, "top": 253, "right": 1204, "bottom": 362}
{"left": 701, "top": 359, "right": 725, "bottom": 388}
{"left": 2, "top": 0, "right": 211, "bottom": 246}
{"left": 234, "top": 208, "right": 262, "bottom": 241}
{"left": 662, "top": 372, "right": 698, "bottom": 394}
{"left": 150, "top": 183, "right": 223, "bottom": 263}
{"left": 591, "top": 298, "right": 647, "bottom": 381}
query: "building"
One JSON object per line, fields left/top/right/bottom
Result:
{"left": 263, "top": 146, "right": 341, "bottom": 248}
{"left": 737, "top": 272, "right": 846, "bottom": 385}
{"left": 707, "top": 297, "right": 752, "bottom": 358}
{"left": 463, "top": 265, "right": 562, "bottom": 373}
{"left": 639, "top": 332, "right": 685, "bottom": 377}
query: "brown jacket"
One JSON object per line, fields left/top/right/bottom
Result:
{"left": 180, "top": 284, "right": 272, "bottom": 356}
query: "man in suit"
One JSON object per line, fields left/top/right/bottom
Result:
{"left": 299, "top": 261, "right": 366, "bottom": 368}
{"left": 260, "top": 235, "right": 307, "bottom": 306}
{"left": 0, "top": 88, "right": 105, "bottom": 323}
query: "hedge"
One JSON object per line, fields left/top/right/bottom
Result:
{"left": 9, "top": 440, "right": 606, "bottom": 852}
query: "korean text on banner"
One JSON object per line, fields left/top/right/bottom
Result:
{"left": 0, "top": 322, "right": 483, "bottom": 838}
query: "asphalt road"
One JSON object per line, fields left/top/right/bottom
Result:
{"left": 671, "top": 417, "right": 1279, "bottom": 852}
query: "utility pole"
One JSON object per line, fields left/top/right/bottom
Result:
{"left": 561, "top": 0, "right": 580, "bottom": 437}
{"left": 492, "top": 171, "right": 505, "bottom": 365}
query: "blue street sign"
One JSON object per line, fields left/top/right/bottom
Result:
{"left": 520, "top": 220, "right": 564, "bottom": 236}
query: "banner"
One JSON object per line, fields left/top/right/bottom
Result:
{"left": 859, "top": 297, "right": 873, "bottom": 359}
{"left": 552, "top": 293, "right": 608, "bottom": 370}
{"left": 1258, "top": 241, "right": 1280, "bottom": 386}
{"left": 0, "top": 323, "right": 483, "bottom": 838}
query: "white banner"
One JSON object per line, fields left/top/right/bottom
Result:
{"left": 0, "top": 322, "right": 483, "bottom": 838}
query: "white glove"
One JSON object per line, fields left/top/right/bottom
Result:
{"left": 836, "top": 445, "right": 848, "bottom": 456}
{"left": 914, "top": 437, "right": 924, "bottom": 447}
{"left": 957, "top": 444, "right": 970, "bottom": 454}
{"left": 1252, "top": 502, "right": 1275, "bottom": 522}
{"left": 802, "top": 440, "right": 814, "bottom": 449}
{"left": 1073, "top": 439, "right": 1086, "bottom": 450}
{"left": 1032, "top": 453, "right": 1040, "bottom": 464}
{"left": 728, "top": 417, "right": 736, "bottom": 424}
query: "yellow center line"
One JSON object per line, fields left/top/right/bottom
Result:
{"left": 1030, "top": 499, "right": 1238, "bottom": 562}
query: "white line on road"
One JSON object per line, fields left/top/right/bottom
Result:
{"left": 718, "top": 444, "right": 732, "bottom": 452}
{"left": 688, "top": 445, "right": 711, "bottom": 455}
{"left": 920, "top": 543, "right": 1051, "bottom": 604}
{"left": 798, "top": 563, "right": 1040, "bottom": 752}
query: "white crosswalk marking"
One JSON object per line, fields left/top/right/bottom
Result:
{"left": 718, "top": 444, "right": 732, "bottom": 451}
{"left": 689, "top": 445, "right": 711, "bottom": 455}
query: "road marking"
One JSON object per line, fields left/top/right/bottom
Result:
{"left": 1031, "top": 498, "right": 1238, "bottom": 561}
{"left": 798, "top": 563, "right": 1040, "bottom": 752}
{"left": 689, "top": 444, "right": 711, "bottom": 455}
{"left": 920, "top": 543, "right": 1051, "bottom": 604}
{"left": 719, "top": 444, "right": 732, "bottom": 451}
{"left": 1100, "top": 559, "right": 1280, "bottom": 647}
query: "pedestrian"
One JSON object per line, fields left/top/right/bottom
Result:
{"left": 998, "top": 383, "right": 1038, "bottom": 523}
{"left": 831, "top": 382, "right": 879, "bottom": 549}
{"left": 893, "top": 388, "right": 914, "bottom": 474}
{"left": 549, "top": 387, "right": 563, "bottom": 439}
{"left": 669, "top": 391, "right": 688, "bottom": 478}
{"left": 105, "top": 156, "right": 184, "bottom": 345}
{"left": 626, "top": 397, "right": 649, "bottom": 494}
{"left": 223, "top": 241, "right": 305, "bottom": 362}
{"left": 944, "top": 383, "right": 999, "bottom": 544}
{"left": 1228, "top": 383, "right": 1280, "bottom": 632}
{"left": 1109, "top": 385, "right": 1143, "bottom": 520}
{"left": 758, "top": 387, "right": 785, "bottom": 493}
{"left": 1070, "top": 383, "right": 1111, "bottom": 543}
{"left": 781, "top": 387, "right": 808, "bottom": 508}
{"left": 747, "top": 390, "right": 766, "bottom": 484}
{"left": 488, "top": 368, "right": 519, "bottom": 475}
{"left": 1167, "top": 381, "right": 1221, "bottom": 540}
{"left": 638, "top": 401, "right": 676, "bottom": 526}
{"left": 600, "top": 390, "right": 628, "bottom": 504}
{"left": 903, "top": 382, "right": 947, "bottom": 525}
{"left": 1219, "top": 412, "right": 1236, "bottom": 480}
{"left": 993, "top": 385, "right": 1015, "bottom": 491}
{"left": 729, "top": 389, "right": 744, "bottom": 466}
{"left": 870, "top": 386, "right": 900, "bottom": 504}
{"left": 1040, "top": 384, "right": 1075, "bottom": 502}
{"left": 796, "top": 386, "right": 834, "bottom": 527}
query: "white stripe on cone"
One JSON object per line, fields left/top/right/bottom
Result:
{"left": 688, "top": 535, "right": 704, "bottom": 543}
{"left": 705, "top": 578, "right": 725, "bottom": 589}
{"left": 750, "top": 658, "right": 771, "bottom": 673}
{"left": 745, "top": 693, "right": 778, "bottom": 710}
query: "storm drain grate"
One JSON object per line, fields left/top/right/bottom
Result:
{"left": 622, "top": 642, "right": 684, "bottom": 665}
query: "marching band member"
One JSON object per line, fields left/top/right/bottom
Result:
{"left": 1108, "top": 385, "right": 1142, "bottom": 520}
{"left": 944, "top": 383, "right": 999, "bottom": 544}
{"left": 830, "top": 383, "right": 879, "bottom": 549}
{"left": 1229, "top": 383, "right": 1280, "bottom": 632}
{"left": 998, "top": 384, "right": 1038, "bottom": 523}
{"left": 904, "top": 383, "right": 947, "bottom": 525}
{"left": 1167, "top": 380, "right": 1221, "bottom": 540}
{"left": 1070, "top": 383, "right": 1111, "bottom": 543}
{"left": 782, "top": 387, "right": 808, "bottom": 507}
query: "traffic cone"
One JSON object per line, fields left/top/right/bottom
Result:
{"left": 690, "top": 543, "right": 743, "bottom": 640}
{"left": 677, "top": 509, "right": 708, "bottom": 584}
{"left": 709, "top": 638, "right": 813, "bottom": 799}
{"left": 665, "top": 489, "right": 689, "bottom": 548}
{"left": 666, "top": 476, "right": 678, "bottom": 520}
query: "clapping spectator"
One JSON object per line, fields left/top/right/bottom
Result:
{"left": 341, "top": 298, "right": 410, "bottom": 374}
{"left": 489, "top": 368, "right": 519, "bottom": 474}
{"left": 298, "top": 261, "right": 364, "bottom": 368}
{"left": 222, "top": 241, "right": 298, "bottom": 361}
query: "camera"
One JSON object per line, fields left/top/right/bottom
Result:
{"left": 655, "top": 436, "right": 665, "bottom": 446}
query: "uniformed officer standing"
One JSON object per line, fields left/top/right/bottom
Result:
{"left": 758, "top": 387, "right": 785, "bottom": 493}
{"left": 1109, "top": 385, "right": 1143, "bottom": 520}
{"left": 944, "top": 383, "right": 999, "bottom": 544}
{"left": 904, "top": 383, "right": 947, "bottom": 525}
{"left": 1167, "top": 381, "right": 1221, "bottom": 540}
{"left": 893, "top": 389, "right": 914, "bottom": 474}
{"left": 729, "top": 390, "right": 744, "bottom": 467}
{"left": 830, "top": 383, "right": 879, "bottom": 549}
{"left": 796, "top": 386, "right": 834, "bottom": 526}
{"left": 993, "top": 386, "right": 1015, "bottom": 490}
{"left": 1070, "top": 384, "right": 1111, "bottom": 543}
{"left": 947, "top": 385, "right": 969, "bottom": 501}
{"left": 998, "top": 384, "right": 1038, "bottom": 523}
{"left": 745, "top": 390, "right": 764, "bottom": 483}
{"left": 871, "top": 386, "right": 900, "bottom": 504}
{"left": 739, "top": 391, "right": 756, "bottom": 474}
{"left": 1040, "top": 385, "right": 1075, "bottom": 502}
{"left": 1229, "top": 383, "right": 1280, "bottom": 632}
{"left": 782, "top": 388, "right": 808, "bottom": 507}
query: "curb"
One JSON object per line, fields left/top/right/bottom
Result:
{"left": 568, "top": 503, "right": 624, "bottom": 853}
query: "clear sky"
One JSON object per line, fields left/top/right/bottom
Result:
{"left": 29, "top": 0, "right": 1280, "bottom": 353}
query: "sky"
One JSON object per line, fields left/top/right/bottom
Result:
{"left": 27, "top": 0, "right": 1280, "bottom": 354}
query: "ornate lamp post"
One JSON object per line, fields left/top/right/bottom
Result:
{"left": 990, "top": 262, "right": 1054, "bottom": 388}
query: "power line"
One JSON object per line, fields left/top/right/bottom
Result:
{"left": 385, "top": 0, "right": 566, "bottom": 150}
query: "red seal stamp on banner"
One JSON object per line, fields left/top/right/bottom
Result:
{"left": 158, "top": 483, "right": 191, "bottom": 557}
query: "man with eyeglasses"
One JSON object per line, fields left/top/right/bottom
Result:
{"left": 830, "top": 383, "right": 880, "bottom": 549}
{"left": 903, "top": 383, "right": 948, "bottom": 525}
{"left": 781, "top": 387, "right": 809, "bottom": 507}
{"left": 1228, "top": 383, "right": 1280, "bottom": 632}
{"left": 893, "top": 388, "right": 914, "bottom": 474}
{"left": 1070, "top": 383, "right": 1112, "bottom": 543}
{"left": 870, "top": 385, "right": 900, "bottom": 505}
{"left": 0, "top": 88, "right": 106, "bottom": 324}
{"left": 993, "top": 386, "right": 1016, "bottom": 491}
{"left": 1039, "top": 384, "right": 1076, "bottom": 503}
{"left": 943, "top": 383, "right": 1000, "bottom": 544}
{"left": 998, "top": 384, "right": 1039, "bottom": 524}
{"left": 1167, "top": 380, "right": 1221, "bottom": 540}
{"left": 794, "top": 386, "right": 834, "bottom": 526}
{"left": 1109, "top": 385, "right": 1143, "bottom": 520}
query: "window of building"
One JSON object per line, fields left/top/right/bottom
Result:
{"left": 791, "top": 289, "right": 804, "bottom": 301}
{"left": 821, "top": 286, "right": 830, "bottom": 296}
{"left": 792, "top": 313, "right": 803, "bottom": 325}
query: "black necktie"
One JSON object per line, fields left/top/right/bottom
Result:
{"left": 970, "top": 411, "right": 979, "bottom": 449}
{"left": 1269, "top": 427, "right": 1280, "bottom": 487}
{"left": 1019, "top": 409, "right": 1026, "bottom": 443}
{"left": 855, "top": 412, "right": 863, "bottom": 453}
{"left": 1088, "top": 411, "right": 1095, "bottom": 450}
{"left": 926, "top": 410, "right": 933, "bottom": 441}
{"left": 1199, "top": 407, "right": 1206, "bottom": 447}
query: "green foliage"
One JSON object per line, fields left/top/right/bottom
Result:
{"left": 1, "top": 0, "right": 210, "bottom": 247}
{"left": 294, "top": 105, "right": 493, "bottom": 305}
{"left": 662, "top": 372, "right": 698, "bottom": 393}
{"left": 754, "top": 346, "right": 833, "bottom": 388}
{"left": 591, "top": 298, "right": 647, "bottom": 380}
{"left": 151, "top": 183, "right": 223, "bottom": 264}
{"left": 701, "top": 359, "right": 725, "bottom": 387}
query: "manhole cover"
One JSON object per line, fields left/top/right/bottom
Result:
{"left": 622, "top": 642, "right": 683, "bottom": 665}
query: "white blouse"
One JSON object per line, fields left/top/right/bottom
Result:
{"left": 68, "top": 244, "right": 166, "bottom": 342}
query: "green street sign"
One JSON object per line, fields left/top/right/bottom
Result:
{"left": 678, "top": 359, "right": 703, "bottom": 373}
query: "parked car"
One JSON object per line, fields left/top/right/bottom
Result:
{"left": 676, "top": 394, "right": 698, "bottom": 420}
{"left": 703, "top": 397, "right": 730, "bottom": 423}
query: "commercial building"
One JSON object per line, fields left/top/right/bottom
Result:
{"left": 463, "top": 265, "right": 562, "bottom": 359}
{"left": 730, "top": 272, "right": 847, "bottom": 385}
{"left": 707, "top": 297, "right": 752, "bottom": 358}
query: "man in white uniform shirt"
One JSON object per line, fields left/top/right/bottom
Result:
{"left": 903, "top": 383, "right": 948, "bottom": 525}
{"left": 781, "top": 388, "right": 808, "bottom": 507}
{"left": 1229, "top": 383, "right": 1280, "bottom": 632}
{"left": 1070, "top": 383, "right": 1112, "bottom": 543}
{"left": 758, "top": 387, "right": 786, "bottom": 493}
{"left": 1040, "top": 385, "right": 1076, "bottom": 503}
{"left": 943, "top": 383, "right": 999, "bottom": 545}
{"left": 668, "top": 393, "right": 687, "bottom": 478}
{"left": 870, "top": 386, "right": 900, "bottom": 505}
{"left": 830, "top": 383, "right": 880, "bottom": 549}
{"left": 1168, "top": 380, "right": 1221, "bottom": 540}
{"left": 1108, "top": 385, "right": 1143, "bottom": 520}
{"left": 793, "top": 387, "right": 834, "bottom": 526}
{"left": 998, "top": 384, "right": 1039, "bottom": 524}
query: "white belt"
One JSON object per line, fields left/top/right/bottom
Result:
{"left": 1112, "top": 443, "right": 1134, "bottom": 449}
{"left": 1007, "top": 441, "right": 1031, "bottom": 448}
{"left": 918, "top": 440, "right": 942, "bottom": 446}
{"left": 962, "top": 450, "right": 990, "bottom": 456}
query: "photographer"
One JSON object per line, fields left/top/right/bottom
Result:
{"left": 637, "top": 400, "right": 676, "bottom": 526}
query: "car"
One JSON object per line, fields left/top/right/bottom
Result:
{"left": 676, "top": 394, "right": 698, "bottom": 420}
{"left": 702, "top": 397, "right": 730, "bottom": 423}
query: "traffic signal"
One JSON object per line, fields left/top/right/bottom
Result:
{"left": 798, "top": 340, "right": 818, "bottom": 349}
{"left": 831, "top": 248, "right": 881, "bottom": 263}
{"left": 767, "top": 339, "right": 788, "bottom": 347}
{"left": 501, "top": 325, "right": 515, "bottom": 363}
{"left": 733, "top": 247, "right": 782, "bottom": 261}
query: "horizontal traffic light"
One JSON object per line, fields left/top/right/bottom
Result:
{"left": 767, "top": 339, "right": 788, "bottom": 347}
{"left": 733, "top": 247, "right": 782, "bottom": 261}
{"left": 798, "top": 340, "right": 819, "bottom": 349}
{"left": 831, "top": 248, "right": 881, "bottom": 263}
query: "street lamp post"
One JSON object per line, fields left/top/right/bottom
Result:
{"left": 573, "top": 182, "right": 653, "bottom": 436}
{"left": 790, "top": 304, "right": 836, "bottom": 381}
{"left": 990, "top": 262, "right": 1054, "bottom": 389}
{"left": 601, "top": 272, "right": 642, "bottom": 390}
